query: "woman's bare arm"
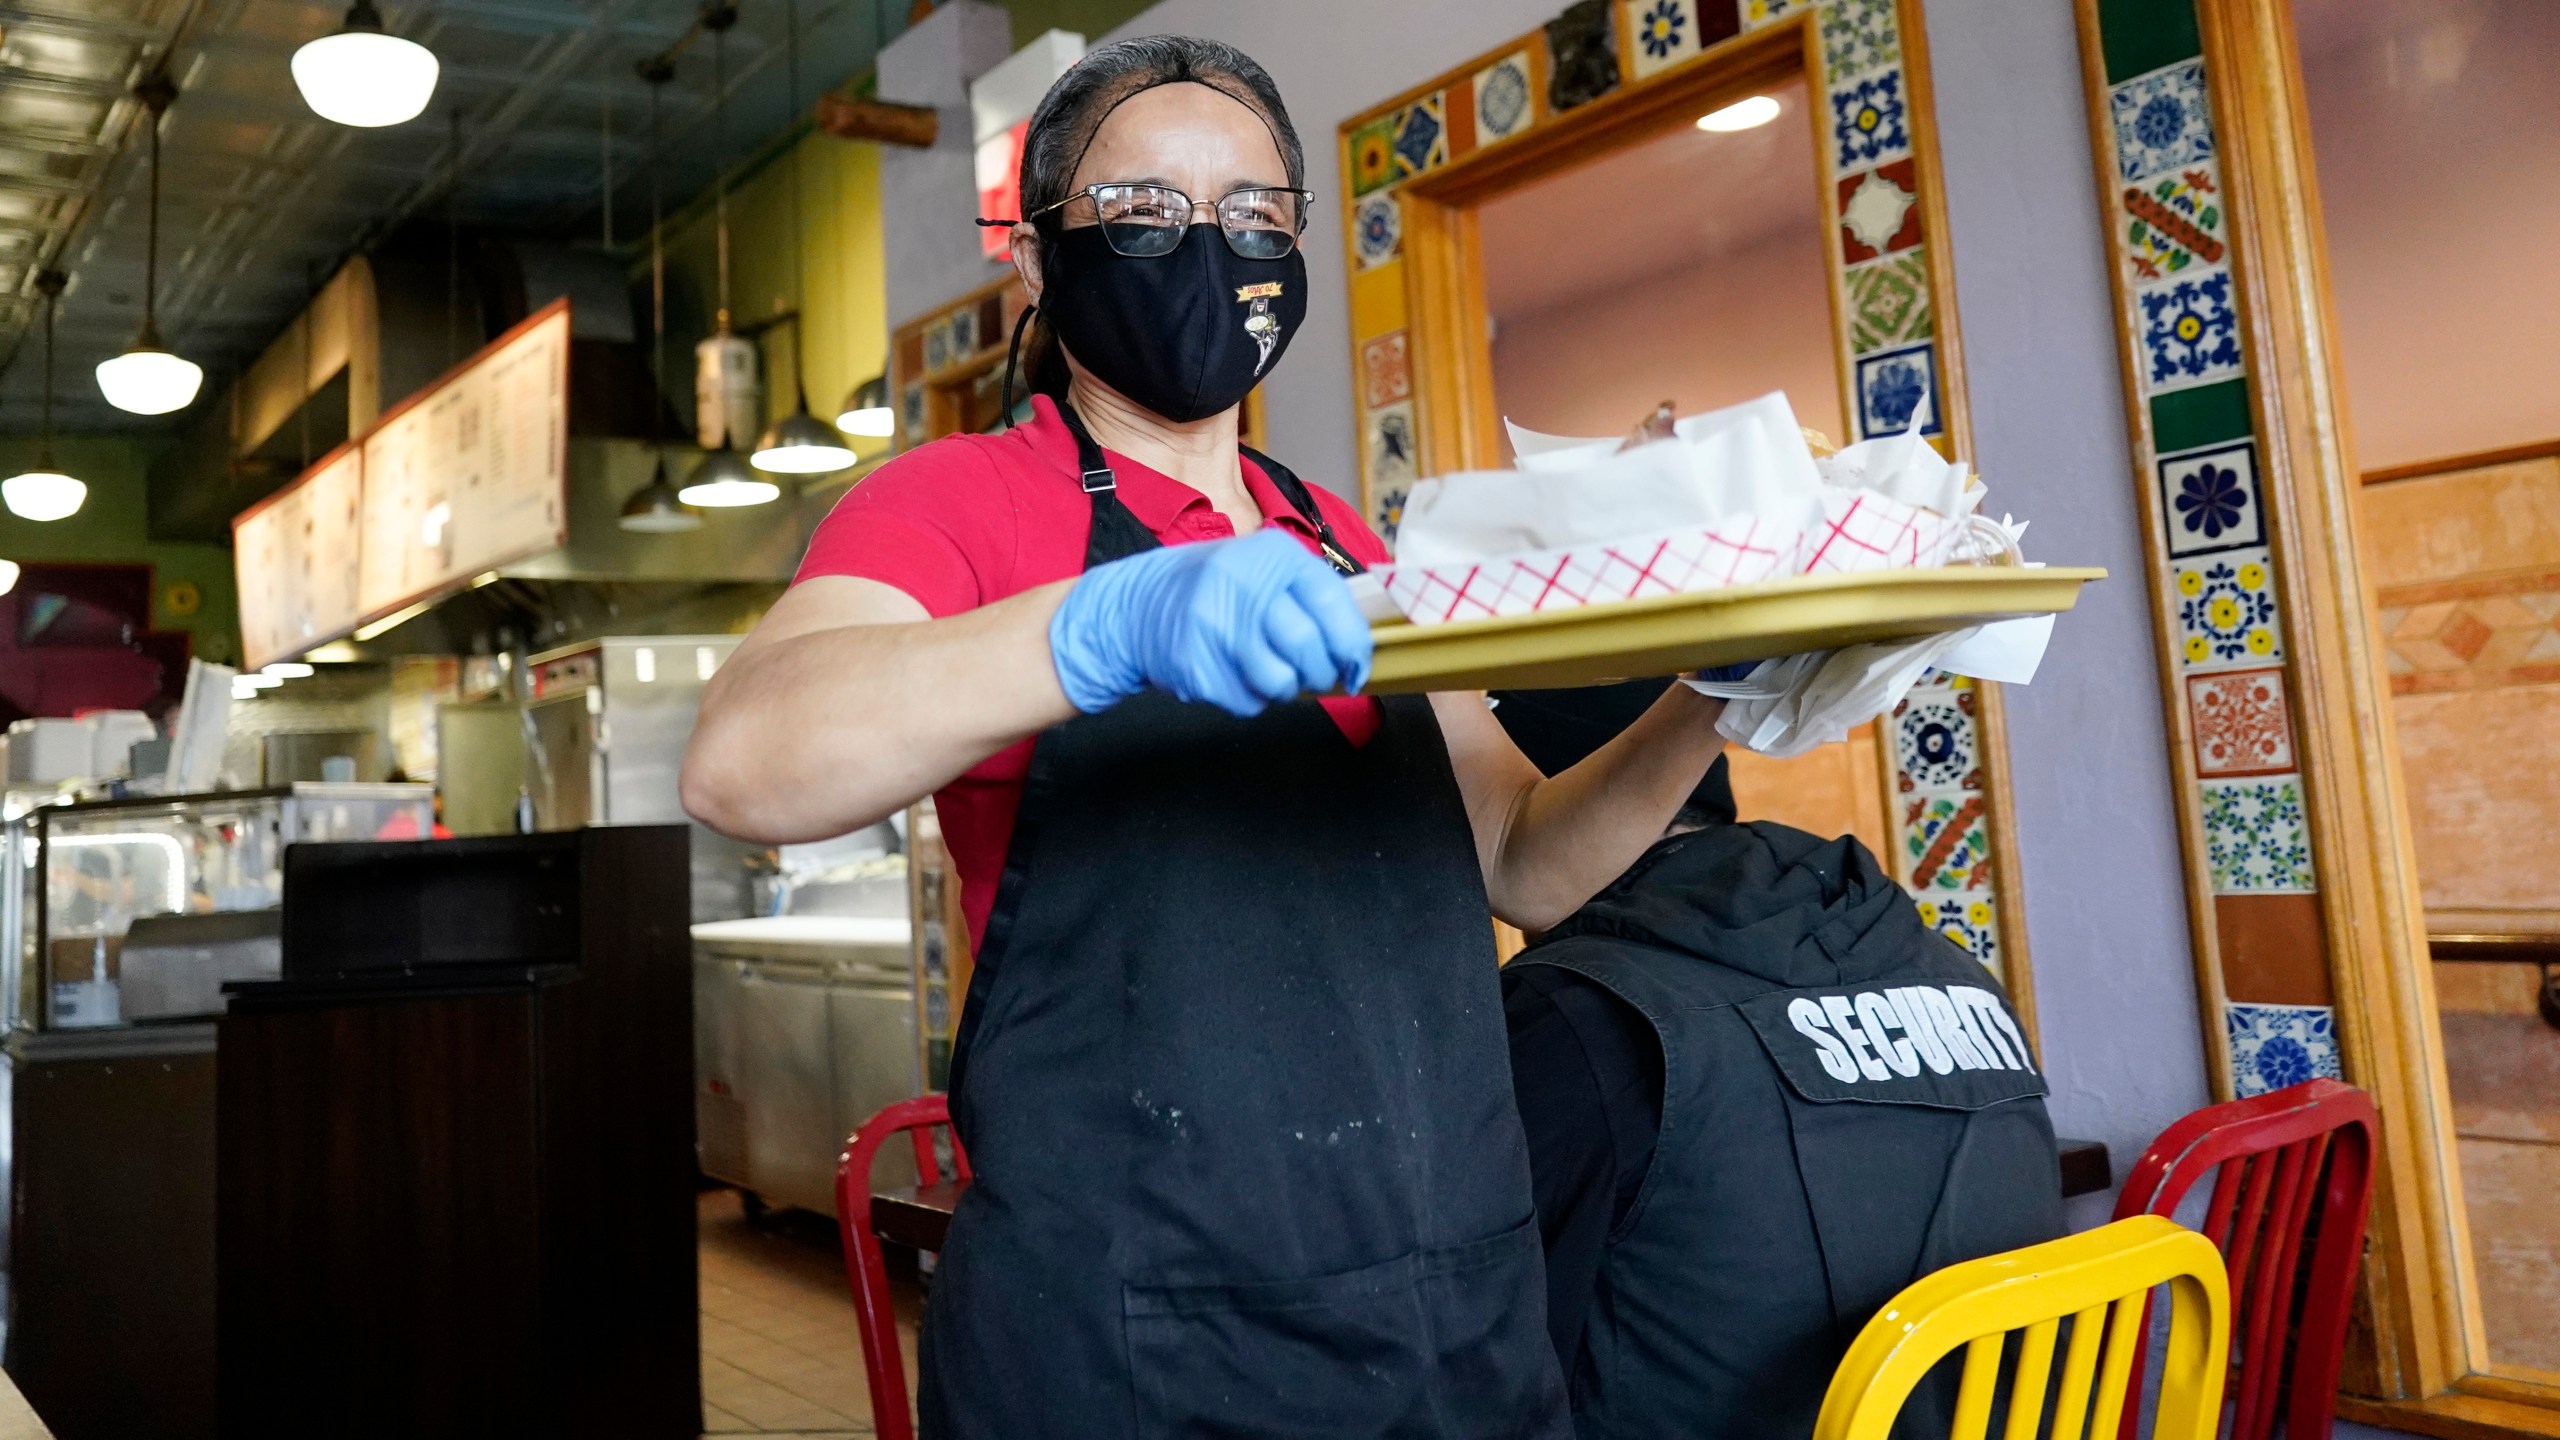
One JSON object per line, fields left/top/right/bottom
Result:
{"left": 680, "top": 575, "right": 1079, "bottom": 843}
{"left": 1432, "top": 685, "right": 1727, "bottom": 933}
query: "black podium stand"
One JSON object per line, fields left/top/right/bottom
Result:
{"left": 216, "top": 827, "right": 699, "bottom": 1440}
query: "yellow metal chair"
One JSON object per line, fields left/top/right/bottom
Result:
{"left": 1813, "top": 1215, "right": 2231, "bottom": 1440}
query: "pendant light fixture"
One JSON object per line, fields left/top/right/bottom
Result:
{"left": 621, "top": 57, "right": 702, "bottom": 533}
{"left": 6, "top": 269, "right": 88, "bottom": 522}
{"left": 751, "top": 0, "right": 855, "bottom": 476}
{"left": 292, "top": 0, "right": 440, "bottom": 128}
{"left": 94, "top": 71, "right": 203, "bottom": 416}
{"left": 682, "top": 4, "right": 778, "bottom": 507}
{"left": 836, "top": 374, "right": 893, "bottom": 437}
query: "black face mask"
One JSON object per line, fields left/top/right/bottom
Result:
{"left": 1037, "top": 222, "right": 1307, "bottom": 423}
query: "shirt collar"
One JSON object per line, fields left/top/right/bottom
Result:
{"left": 1020, "top": 394, "right": 1318, "bottom": 540}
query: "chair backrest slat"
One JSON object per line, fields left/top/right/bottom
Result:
{"left": 1814, "top": 1217, "right": 2230, "bottom": 1440}
{"left": 2112, "top": 1079, "right": 2378, "bottom": 1440}
{"left": 834, "top": 1094, "right": 972, "bottom": 1440}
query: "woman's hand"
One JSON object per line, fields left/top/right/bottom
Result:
{"left": 1051, "top": 529, "right": 1373, "bottom": 716}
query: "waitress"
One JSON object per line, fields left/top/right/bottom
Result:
{"left": 683, "top": 36, "right": 1727, "bottom": 1439}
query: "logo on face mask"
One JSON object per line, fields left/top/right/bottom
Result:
{"left": 1237, "top": 281, "right": 1286, "bottom": 376}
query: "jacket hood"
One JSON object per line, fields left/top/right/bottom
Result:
{"left": 1534, "top": 821, "right": 1923, "bottom": 989}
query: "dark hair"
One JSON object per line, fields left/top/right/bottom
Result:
{"left": 1010, "top": 37, "right": 1304, "bottom": 402}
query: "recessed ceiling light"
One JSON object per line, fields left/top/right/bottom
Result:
{"left": 1697, "top": 95, "right": 1781, "bottom": 132}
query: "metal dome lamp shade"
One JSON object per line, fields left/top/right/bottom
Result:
{"left": 7, "top": 270, "right": 87, "bottom": 523}
{"left": 677, "top": 446, "right": 778, "bottom": 508}
{"left": 621, "top": 455, "right": 703, "bottom": 532}
{"left": 292, "top": 0, "right": 440, "bottom": 128}
{"left": 95, "top": 72, "right": 203, "bottom": 416}
{"left": 836, "top": 374, "right": 893, "bottom": 438}
{"left": 749, "top": 0, "right": 853, "bottom": 476}
{"left": 619, "top": 59, "right": 702, "bottom": 533}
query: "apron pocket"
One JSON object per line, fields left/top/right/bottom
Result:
{"left": 1123, "top": 1224, "right": 1554, "bottom": 1440}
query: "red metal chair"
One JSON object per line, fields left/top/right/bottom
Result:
{"left": 2112, "top": 1078, "right": 2378, "bottom": 1440}
{"left": 836, "top": 1094, "right": 972, "bottom": 1440}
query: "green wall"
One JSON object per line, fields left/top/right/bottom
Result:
{"left": 0, "top": 435, "right": 243, "bottom": 667}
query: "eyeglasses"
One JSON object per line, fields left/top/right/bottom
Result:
{"left": 1028, "top": 183, "right": 1313, "bottom": 260}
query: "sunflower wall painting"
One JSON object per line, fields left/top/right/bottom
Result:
{"left": 2077, "top": 0, "right": 2344, "bottom": 1097}
{"left": 1339, "top": 0, "right": 2037, "bottom": 1008}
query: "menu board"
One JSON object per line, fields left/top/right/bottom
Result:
{"left": 236, "top": 302, "right": 571, "bottom": 670}
{"left": 236, "top": 445, "right": 364, "bottom": 670}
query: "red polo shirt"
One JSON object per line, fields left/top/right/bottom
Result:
{"left": 793, "top": 394, "right": 1392, "bottom": 950}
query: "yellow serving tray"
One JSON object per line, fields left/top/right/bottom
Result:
{"left": 1364, "top": 565, "right": 2106, "bottom": 694}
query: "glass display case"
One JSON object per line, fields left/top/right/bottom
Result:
{"left": 3, "top": 784, "right": 434, "bottom": 1031}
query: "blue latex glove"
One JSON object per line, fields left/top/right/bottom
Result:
{"left": 1049, "top": 528, "right": 1375, "bottom": 717}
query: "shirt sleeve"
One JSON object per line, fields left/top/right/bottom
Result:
{"left": 792, "top": 439, "right": 1018, "bottom": 617}
{"left": 1503, "top": 964, "right": 1668, "bottom": 1376}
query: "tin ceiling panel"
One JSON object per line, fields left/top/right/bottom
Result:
{"left": 0, "top": 0, "right": 908, "bottom": 434}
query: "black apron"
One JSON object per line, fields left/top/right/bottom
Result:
{"left": 916, "top": 403, "right": 1569, "bottom": 1440}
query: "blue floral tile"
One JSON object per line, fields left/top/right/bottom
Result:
{"left": 2225, "top": 1001, "right": 2341, "bottom": 1098}
{"left": 2202, "top": 773, "right": 2315, "bottom": 893}
{"left": 1473, "top": 50, "right": 1534, "bottom": 145}
{"left": 1854, "top": 340, "right": 1940, "bottom": 439}
{"left": 1354, "top": 191, "right": 1402, "bottom": 270}
{"left": 1829, "top": 67, "right": 1911, "bottom": 170}
{"left": 2110, "top": 58, "right": 2214, "bottom": 183}
{"left": 2157, "top": 439, "right": 2262, "bottom": 557}
{"left": 1917, "top": 894, "right": 2002, "bottom": 974}
{"left": 1375, "top": 483, "right": 1409, "bottom": 549}
{"left": 1819, "top": 0, "right": 1900, "bottom": 81}
{"left": 1391, "top": 95, "right": 1446, "bottom": 179}
{"left": 1627, "top": 0, "right": 1702, "bottom": 78}
{"left": 1892, "top": 685, "right": 1979, "bottom": 793}
{"left": 2138, "top": 266, "right": 2242, "bottom": 394}
{"left": 2173, "top": 544, "right": 2284, "bottom": 670}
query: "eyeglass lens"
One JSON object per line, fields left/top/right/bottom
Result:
{"left": 1088, "top": 184, "right": 1305, "bottom": 260}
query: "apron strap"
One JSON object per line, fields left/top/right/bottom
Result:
{"left": 1053, "top": 398, "right": 1365, "bottom": 577}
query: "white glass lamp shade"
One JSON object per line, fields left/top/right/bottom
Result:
{"left": 678, "top": 448, "right": 780, "bottom": 508}
{"left": 95, "top": 345, "right": 203, "bottom": 415}
{"left": 0, "top": 559, "right": 19, "bottom": 595}
{"left": 292, "top": 28, "right": 440, "bottom": 128}
{"left": 751, "top": 409, "right": 857, "bottom": 474}
{"left": 3, "top": 469, "right": 86, "bottom": 521}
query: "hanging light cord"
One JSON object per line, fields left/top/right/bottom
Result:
{"left": 134, "top": 71, "right": 176, "bottom": 346}
{"left": 643, "top": 59, "right": 672, "bottom": 443}
{"left": 37, "top": 273, "right": 60, "bottom": 466}
{"left": 711, "top": 12, "right": 732, "bottom": 331}
{"left": 786, "top": 0, "right": 809, "bottom": 410}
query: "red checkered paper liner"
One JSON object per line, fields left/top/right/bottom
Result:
{"left": 1378, "top": 491, "right": 1968, "bottom": 626}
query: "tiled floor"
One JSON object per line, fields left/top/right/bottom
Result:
{"left": 697, "top": 1188, "right": 922, "bottom": 1439}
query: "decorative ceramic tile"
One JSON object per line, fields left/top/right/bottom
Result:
{"left": 900, "top": 381, "right": 926, "bottom": 442}
{"left": 1348, "top": 114, "right": 1397, "bottom": 197}
{"left": 2376, "top": 580, "right": 2560, "bottom": 693}
{"left": 2203, "top": 774, "right": 2315, "bottom": 894}
{"left": 1360, "top": 330, "right": 1412, "bottom": 410}
{"left": 1837, "top": 159, "right": 1922, "bottom": 263}
{"left": 922, "top": 316, "right": 954, "bottom": 373}
{"left": 2225, "top": 1001, "right": 2341, "bottom": 1098}
{"left": 1903, "top": 793, "right": 1990, "bottom": 891}
{"left": 2137, "top": 266, "right": 2242, "bottom": 393}
{"left": 1829, "top": 67, "right": 1911, "bottom": 171}
{"left": 1853, "top": 340, "right": 1940, "bottom": 439}
{"left": 1353, "top": 191, "right": 1402, "bottom": 269}
{"left": 947, "top": 304, "right": 978, "bottom": 357}
{"left": 1846, "top": 251, "right": 1933, "bottom": 353}
{"left": 2151, "top": 378, "right": 2252, "bottom": 455}
{"left": 1474, "top": 50, "right": 1535, "bottom": 145}
{"left": 1392, "top": 95, "right": 1447, "bottom": 179}
{"left": 1443, "top": 76, "right": 1479, "bottom": 157}
{"left": 2187, "top": 667, "right": 2294, "bottom": 778}
{"left": 1627, "top": 0, "right": 1702, "bottom": 76}
{"left": 1893, "top": 686, "right": 1980, "bottom": 792}
{"left": 2174, "top": 544, "right": 2285, "bottom": 670}
{"left": 1367, "top": 400, "right": 1418, "bottom": 494}
{"left": 1819, "top": 0, "right": 1900, "bottom": 81}
{"left": 2110, "top": 58, "right": 2214, "bottom": 182}
{"left": 1740, "top": 0, "right": 1804, "bottom": 29}
{"left": 1375, "top": 483, "right": 1410, "bottom": 548}
{"left": 1917, "top": 894, "right": 2002, "bottom": 973}
{"left": 2123, "top": 160, "right": 2226, "bottom": 284}
{"left": 2157, "top": 439, "right": 2262, "bottom": 557}
{"left": 1544, "top": 0, "right": 1622, "bottom": 113}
